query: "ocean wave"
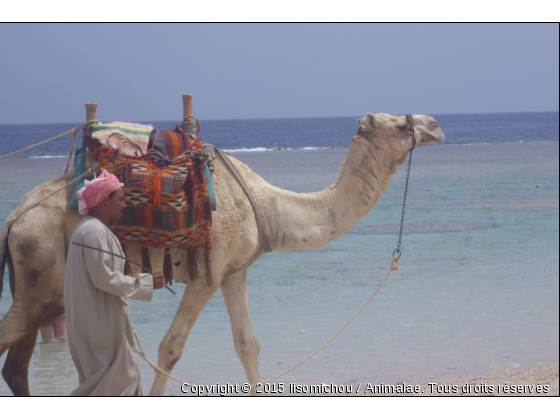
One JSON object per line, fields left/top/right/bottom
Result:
{"left": 5, "top": 139, "right": 557, "bottom": 158}
{"left": 223, "top": 147, "right": 269, "bottom": 153}
{"left": 8, "top": 147, "right": 343, "bottom": 158}
{"left": 448, "top": 141, "right": 525, "bottom": 146}
{"left": 28, "top": 155, "right": 68, "bottom": 159}
{"left": 442, "top": 139, "right": 557, "bottom": 146}
{"left": 224, "top": 146, "right": 346, "bottom": 153}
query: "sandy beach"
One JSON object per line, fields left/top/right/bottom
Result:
{"left": 170, "top": 361, "right": 560, "bottom": 396}
{"left": 351, "top": 361, "right": 559, "bottom": 396}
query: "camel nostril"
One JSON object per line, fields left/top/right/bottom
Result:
{"left": 431, "top": 121, "right": 440, "bottom": 127}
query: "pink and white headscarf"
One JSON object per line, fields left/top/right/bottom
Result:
{"left": 77, "top": 170, "right": 124, "bottom": 215}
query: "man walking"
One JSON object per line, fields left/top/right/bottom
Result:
{"left": 64, "top": 170, "right": 165, "bottom": 396}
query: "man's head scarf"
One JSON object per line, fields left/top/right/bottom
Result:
{"left": 77, "top": 170, "right": 124, "bottom": 215}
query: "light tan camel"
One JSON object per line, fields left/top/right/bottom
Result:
{"left": 0, "top": 113, "right": 443, "bottom": 395}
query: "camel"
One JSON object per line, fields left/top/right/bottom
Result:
{"left": 0, "top": 112, "right": 444, "bottom": 395}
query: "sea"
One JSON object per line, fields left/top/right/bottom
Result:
{"left": 0, "top": 112, "right": 558, "bottom": 396}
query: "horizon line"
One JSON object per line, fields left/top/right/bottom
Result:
{"left": 0, "top": 110, "right": 558, "bottom": 127}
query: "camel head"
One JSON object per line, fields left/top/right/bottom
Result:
{"left": 357, "top": 113, "right": 444, "bottom": 159}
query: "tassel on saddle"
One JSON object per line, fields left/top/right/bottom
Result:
{"left": 142, "top": 246, "right": 152, "bottom": 274}
{"left": 123, "top": 245, "right": 174, "bottom": 285}
{"left": 163, "top": 248, "right": 173, "bottom": 286}
{"left": 122, "top": 243, "right": 132, "bottom": 276}
{"left": 122, "top": 244, "right": 213, "bottom": 286}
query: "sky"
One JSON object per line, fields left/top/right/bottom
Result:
{"left": 0, "top": 23, "right": 558, "bottom": 124}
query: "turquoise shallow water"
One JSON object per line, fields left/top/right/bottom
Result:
{"left": 0, "top": 140, "right": 558, "bottom": 396}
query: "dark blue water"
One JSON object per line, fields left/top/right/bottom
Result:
{"left": 0, "top": 112, "right": 558, "bottom": 159}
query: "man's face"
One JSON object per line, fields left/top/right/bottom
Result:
{"left": 106, "top": 188, "right": 126, "bottom": 223}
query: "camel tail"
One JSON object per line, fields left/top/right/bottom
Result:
{"left": 0, "top": 215, "right": 14, "bottom": 299}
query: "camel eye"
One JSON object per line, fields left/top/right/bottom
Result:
{"left": 397, "top": 124, "right": 407, "bottom": 131}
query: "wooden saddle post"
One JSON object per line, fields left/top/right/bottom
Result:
{"left": 84, "top": 102, "right": 98, "bottom": 177}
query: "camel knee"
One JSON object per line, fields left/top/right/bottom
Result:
{"left": 2, "top": 358, "right": 28, "bottom": 396}
{"left": 1, "top": 362, "right": 13, "bottom": 383}
{"left": 158, "top": 337, "right": 184, "bottom": 371}
{"left": 1, "top": 360, "right": 20, "bottom": 383}
{"left": 234, "top": 331, "right": 260, "bottom": 360}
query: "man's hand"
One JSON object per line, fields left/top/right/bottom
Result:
{"left": 152, "top": 271, "right": 165, "bottom": 290}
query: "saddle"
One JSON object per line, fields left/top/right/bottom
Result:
{"left": 76, "top": 123, "right": 215, "bottom": 286}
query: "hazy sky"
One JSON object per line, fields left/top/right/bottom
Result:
{"left": 0, "top": 23, "right": 558, "bottom": 124}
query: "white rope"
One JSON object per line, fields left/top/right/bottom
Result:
{"left": 10, "top": 169, "right": 92, "bottom": 223}
{"left": 133, "top": 256, "right": 400, "bottom": 389}
{"left": 63, "top": 127, "right": 80, "bottom": 175}
{"left": 0, "top": 121, "right": 97, "bottom": 161}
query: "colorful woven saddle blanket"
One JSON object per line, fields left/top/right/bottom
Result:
{"left": 73, "top": 125, "right": 216, "bottom": 211}
{"left": 149, "top": 126, "right": 191, "bottom": 158}
{"left": 88, "top": 126, "right": 213, "bottom": 284}
{"left": 148, "top": 126, "right": 217, "bottom": 211}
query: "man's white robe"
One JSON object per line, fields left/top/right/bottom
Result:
{"left": 64, "top": 216, "right": 153, "bottom": 396}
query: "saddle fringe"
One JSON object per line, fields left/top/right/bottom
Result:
{"left": 122, "top": 244, "right": 212, "bottom": 287}
{"left": 187, "top": 249, "right": 198, "bottom": 283}
{"left": 142, "top": 246, "right": 152, "bottom": 274}
{"left": 122, "top": 243, "right": 132, "bottom": 276}
{"left": 163, "top": 248, "right": 173, "bottom": 286}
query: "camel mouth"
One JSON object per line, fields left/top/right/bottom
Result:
{"left": 419, "top": 132, "right": 444, "bottom": 145}
{"left": 419, "top": 137, "right": 438, "bottom": 145}
{"left": 417, "top": 118, "right": 444, "bottom": 145}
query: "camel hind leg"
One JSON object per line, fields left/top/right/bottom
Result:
{"left": 1, "top": 329, "right": 39, "bottom": 396}
{"left": 0, "top": 297, "right": 45, "bottom": 396}
{"left": 0, "top": 249, "right": 42, "bottom": 361}
{"left": 0, "top": 294, "right": 64, "bottom": 396}
{"left": 0, "top": 230, "right": 66, "bottom": 395}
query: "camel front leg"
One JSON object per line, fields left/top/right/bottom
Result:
{"left": 221, "top": 270, "right": 261, "bottom": 393}
{"left": 149, "top": 278, "right": 220, "bottom": 396}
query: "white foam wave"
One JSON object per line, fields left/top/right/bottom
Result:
{"left": 223, "top": 147, "right": 270, "bottom": 153}
{"left": 224, "top": 146, "right": 344, "bottom": 153}
{"left": 447, "top": 140, "right": 528, "bottom": 146}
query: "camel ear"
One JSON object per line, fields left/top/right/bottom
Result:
{"left": 357, "top": 113, "right": 377, "bottom": 133}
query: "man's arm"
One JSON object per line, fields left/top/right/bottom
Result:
{"left": 81, "top": 229, "right": 153, "bottom": 302}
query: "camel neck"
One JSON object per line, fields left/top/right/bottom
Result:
{"left": 265, "top": 136, "right": 396, "bottom": 252}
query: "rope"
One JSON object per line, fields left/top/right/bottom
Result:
{"left": 132, "top": 330, "right": 189, "bottom": 386}
{"left": 10, "top": 169, "right": 92, "bottom": 223}
{"left": 256, "top": 256, "right": 400, "bottom": 386}
{"left": 0, "top": 121, "right": 97, "bottom": 161}
{"left": 12, "top": 161, "right": 132, "bottom": 222}
{"left": 131, "top": 256, "right": 400, "bottom": 388}
{"left": 181, "top": 119, "right": 200, "bottom": 134}
{"left": 63, "top": 126, "right": 79, "bottom": 175}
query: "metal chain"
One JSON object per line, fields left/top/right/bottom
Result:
{"left": 393, "top": 147, "right": 414, "bottom": 259}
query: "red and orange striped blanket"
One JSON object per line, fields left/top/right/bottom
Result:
{"left": 90, "top": 126, "right": 212, "bottom": 285}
